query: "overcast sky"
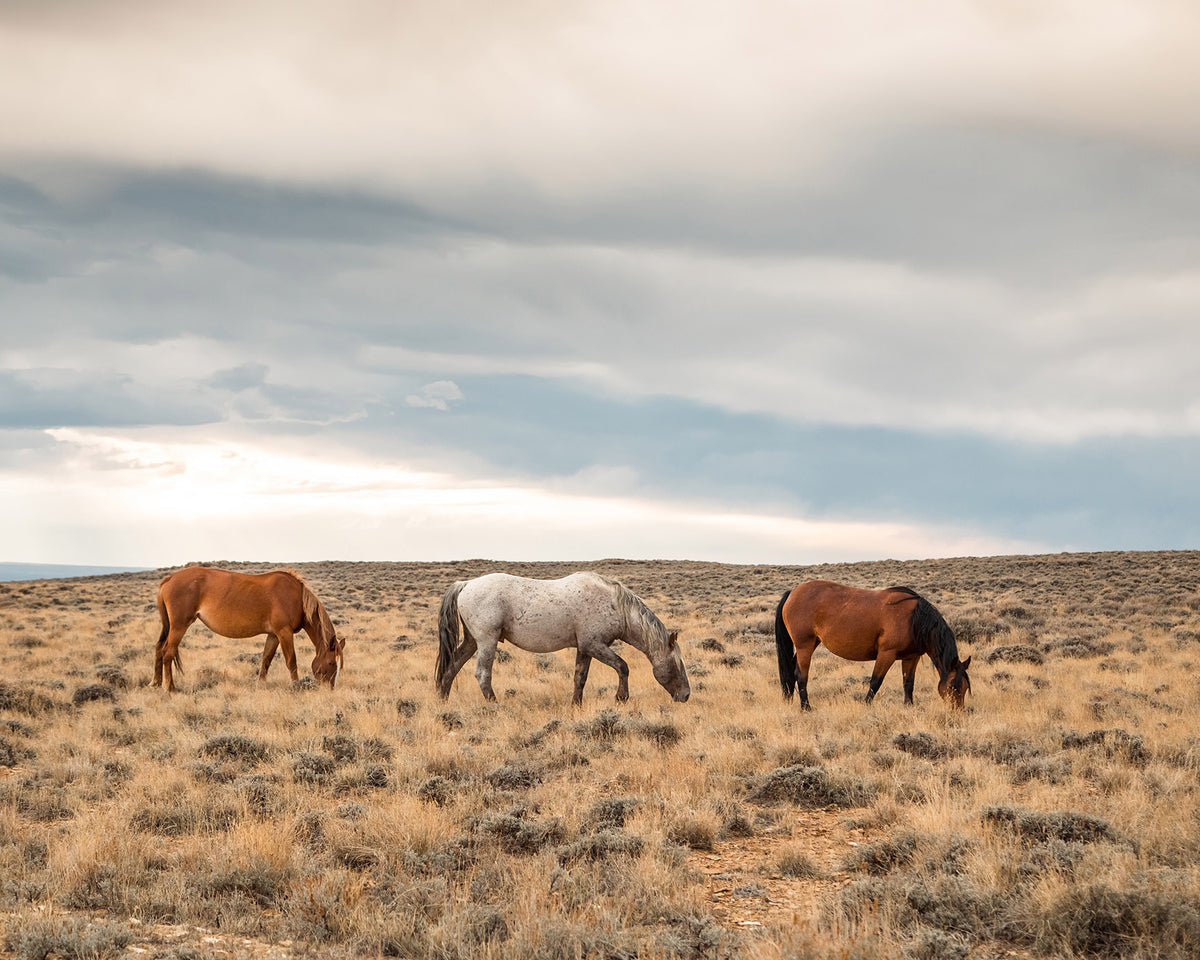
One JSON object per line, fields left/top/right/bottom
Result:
{"left": 3, "top": 0, "right": 1199, "bottom": 567}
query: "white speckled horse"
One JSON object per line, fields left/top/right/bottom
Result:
{"left": 435, "top": 572, "right": 690, "bottom": 705}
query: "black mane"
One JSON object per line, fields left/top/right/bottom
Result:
{"left": 885, "top": 586, "right": 959, "bottom": 675}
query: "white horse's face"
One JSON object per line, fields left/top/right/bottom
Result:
{"left": 653, "top": 630, "right": 690, "bottom": 702}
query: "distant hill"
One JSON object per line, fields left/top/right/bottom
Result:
{"left": 0, "top": 562, "right": 150, "bottom": 582}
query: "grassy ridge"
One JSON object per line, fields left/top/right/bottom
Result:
{"left": 1, "top": 551, "right": 1199, "bottom": 959}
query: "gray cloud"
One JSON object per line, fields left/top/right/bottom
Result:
{"left": 2, "top": 2, "right": 1198, "bottom": 562}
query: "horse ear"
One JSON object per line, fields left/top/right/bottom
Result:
{"left": 668, "top": 630, "right": 679, "bottom": 648}
{"left": 961, "top": 656, "right": 971, "bottom": 670}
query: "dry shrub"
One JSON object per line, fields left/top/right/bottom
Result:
{"left": 892, "top": 731, "right": 947, "bottom": 760}
{"left": 841, "top": 833, "right": 919, "bottom": 875}
{"left": 748, "top": 765, "right": 875, "bottom": 808}
{"left": 556, "top": 829, "right": 645, "bottom": 863}
{"left": 984, "top": 645, "right": 1044, "bottom": 665}
{"left": 3, "top": 914, "right": 133, "bottom": 960}
{"left": 980, "top": 805, "right": 1119, "bottom": 845}
{"left": 1034, "top": 879, "right": 1200, "bottom": 959}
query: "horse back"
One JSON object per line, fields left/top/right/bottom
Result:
{"left": 159, "top": 567, "right": 305, "bottom": 638}
{"left": 458, "top": 572, "right": 619, "bottom": 650}
{"left": 782, "top": 580, "right": 921, "bottom": 660}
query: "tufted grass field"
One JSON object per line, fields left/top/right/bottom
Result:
{"left": 1, "top": 551, "right": 1199, "bottom": 959}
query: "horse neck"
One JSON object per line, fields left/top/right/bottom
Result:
{"left": 617, "top": 589, "right": 665, "bottom": 662}
{"left": 302, "top": 590, "right": 331, "bottom": 652}
{"left": 921, "top": 612, "right": 958, "bottom": 677}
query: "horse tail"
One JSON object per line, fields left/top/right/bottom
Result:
{"left": 156, "top": 579, "right": 170, "bottom": 648}
{"left": 436, "top": 581, "right": 466, "bottom": 692}
{"left": 775, "top": 590, "right": 798, "bottom": 700}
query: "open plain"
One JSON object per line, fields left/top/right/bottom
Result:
{"left": 1, "top": 551, "right": 1199, "bottom": 959}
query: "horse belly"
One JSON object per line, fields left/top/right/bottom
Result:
{"left": 195, "top": 603, "right": 270, "bottom": 640}
{"left": 814, "top": 617, "right": 882, "bottom": 662}
{"left": 501, "top": 603, "right": 579, "bottom": 653}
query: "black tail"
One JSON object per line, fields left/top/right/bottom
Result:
{"left": 775, "top": 590, "right": 797, "bottom": 700}
{"left": 435, "top": 582, "right": 465, "bottom": 695}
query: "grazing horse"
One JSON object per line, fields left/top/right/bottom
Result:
{"left": 435, "top": 572, "right": 690, "bottom": 705}
{"left": 154, "top": 566, "right": 344, "bottom": 693}
{"left": 775, "top": 580, "right": 971, "bottom": 710}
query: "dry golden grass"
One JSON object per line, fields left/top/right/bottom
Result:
{"left": 0, "top": 552, "right": 1199, "bottom": 959}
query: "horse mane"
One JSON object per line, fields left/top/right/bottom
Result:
{"left": 283, "top": 570, "right": 335, "bottom": 650}
{"left": 885, "top": 586, "right": 958, "bottom": 675}
{"left": 606, "top": 576, "right": 670, "bottom": 656}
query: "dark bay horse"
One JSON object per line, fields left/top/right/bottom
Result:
{"left": 154, "top": 566, "right": 344, "bottom": 693}
{"left": 775, "top": 580, "right": 971, "bottom": 710}
{"left": 436, "top": 572, "right": 690, "bottom": 705}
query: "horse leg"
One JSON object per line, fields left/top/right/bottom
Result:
{"left": 572, "top": 650, "right": 593, "bottom": 706}
{"left": 278, "top": 628, "right": 300, "bottom": 684}
{"left": 259, "top": 634, "right": 280, "bottom": 681}
{"left": 438, "top": 634, "right": 478, "bottom": 699}
{"left": 794, "top": 639, "right": 817, "bottom": 710}
{"left": 901, "top": 657, "right": 920, "bottom": 705}
{"left": 583, "top": 642, "right": 630, "bottom": 702}
{"left": 162, "top": 623, "right": 189, "bottom": 694}
{"left": 154, "top": 635, "right": 167, "bottom": 687}
{"left": 473, "top": 635, "right": 499, "bottom": 702}
{"left": 865, "top": 651, "right": 899, "bottom": 704}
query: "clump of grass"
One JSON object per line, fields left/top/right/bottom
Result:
{"left": 200, "top": 734, "right": 269, "bottom": 765}
{"left": 4, "top": 914, "right": 133, "bottom": 960}
{"left": 473, "top": 812, "right": 565, "bottom": 854}
{"left": 71, "top": 684, "right": 117, "bottom": 706}
{"left": 0, "top": 736, "right": 35, "bottom": 767}
{"left": 93, "top": 664, "right": 129, "bottom": 688}
{"left": 556, "top": 829, "right": 645, "bottom": 863}
{"left": 628, "top": 718, "right": 684, "bottom": 748}
{"left": 1042, "top": 636, "right": 1117, "bottom": 658}
{"left": 984, "top": 645, "right": 1044, "bottom": 665}
{"left": 0, "top": 684, "right": 62, "bottom": 716}
{"left": 416, "top": 776, "right": 453, "bottom": 806}
{"left": 981, "top": 805, "right": 1119, "bottom": 844}
{"left": 667, "top": 814, "right": 717, "bottom": 851}
{"left": 1061, "top": 728, "right": 1147, "bottom": 763}
{"left": 574, "top": 708, "right": 624, "bottom": 741}
{"left": 777, "top": 847, "right": 824, "bottom": 878}
{"left": 486, "top": 764, "right": 542, "bottom": 790}
{"left": 748, "top": 765, "right": 876, "bottom": 808}
{"left": 1035, "top": 879, "right": 1200, "bottom": 959}
{"left": 841, "top": 834, "right": 919, "bottom": 875}
{"left": 892, "top": 732, "right": 947, "bottom": 760}
{"left": 585, "top": 796, "right": 640, "bottom": 830}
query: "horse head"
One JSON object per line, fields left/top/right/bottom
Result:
{"left": 651, "top": 630, "right": 690, "bottom": 702}
{"left": 312, "top": 636, "right": 345, "bottom": 689}
{"left": 937, "top": 655, "right": 972, "bottom": 710}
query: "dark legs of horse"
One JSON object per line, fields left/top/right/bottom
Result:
{"left": 572, "top": 651, "right": 592, "bottom": 706}
{"left": 901, "top": 657, "right": 919, "bottom": 705}
{"left": 793, "top": 643, "right": 816, "bottom": 710}
{"left": 436, "top": 634, "right": 479, "bottom": 698}
{"left": 864, "top": 652, "right": 898, "bottom": 704}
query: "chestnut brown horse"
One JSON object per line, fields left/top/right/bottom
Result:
{"left": 775, "top": 580, "right": 971, "bottom": 710}
{"left": 154, "top": 566, "right": 344, "bottom": 693}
